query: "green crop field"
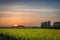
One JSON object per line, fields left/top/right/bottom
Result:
{"left": 0, "top": 28, "right": 60, "bottom": 40}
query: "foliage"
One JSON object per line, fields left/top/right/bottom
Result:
{"left": 0, "top": 28, "right": 60, "bottom": 40}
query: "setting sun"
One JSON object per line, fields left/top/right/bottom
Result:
{"left": 13, "top": 24, "right": 18, "bottom": 27}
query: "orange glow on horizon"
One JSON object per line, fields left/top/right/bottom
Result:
{"left": 13, "top": 24, "right": 18, "bottom": 27}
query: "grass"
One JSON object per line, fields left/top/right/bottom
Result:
{"left": 0, "top": 28, "right": 60, "bottom": 40}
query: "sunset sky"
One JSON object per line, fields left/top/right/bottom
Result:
{"left": 0, "top": 0, "right": 60, "bottom": 26}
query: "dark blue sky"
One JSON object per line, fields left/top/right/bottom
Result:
{"left": 0, "top": 0, "right": 60, "bottom": 8}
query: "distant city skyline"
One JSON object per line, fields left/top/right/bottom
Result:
{"left": 0, "top": 0, "right": 60, "bottom": 26}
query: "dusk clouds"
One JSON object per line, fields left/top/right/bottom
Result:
{"left": 0, "top": 0, "right": 60, "bottom": 26}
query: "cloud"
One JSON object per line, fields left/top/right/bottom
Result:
{"left": 1, "top": 4, "right": 60, "bottom": 12}
{"left": 0, "top": 4, "right": 60, "bottom": 22}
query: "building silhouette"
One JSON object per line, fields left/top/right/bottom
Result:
{"left": 41, "top": 21, "right": 51, "bottom": 28}
{"left": 53, "top": 22, "right": 60, "bottom": 29}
